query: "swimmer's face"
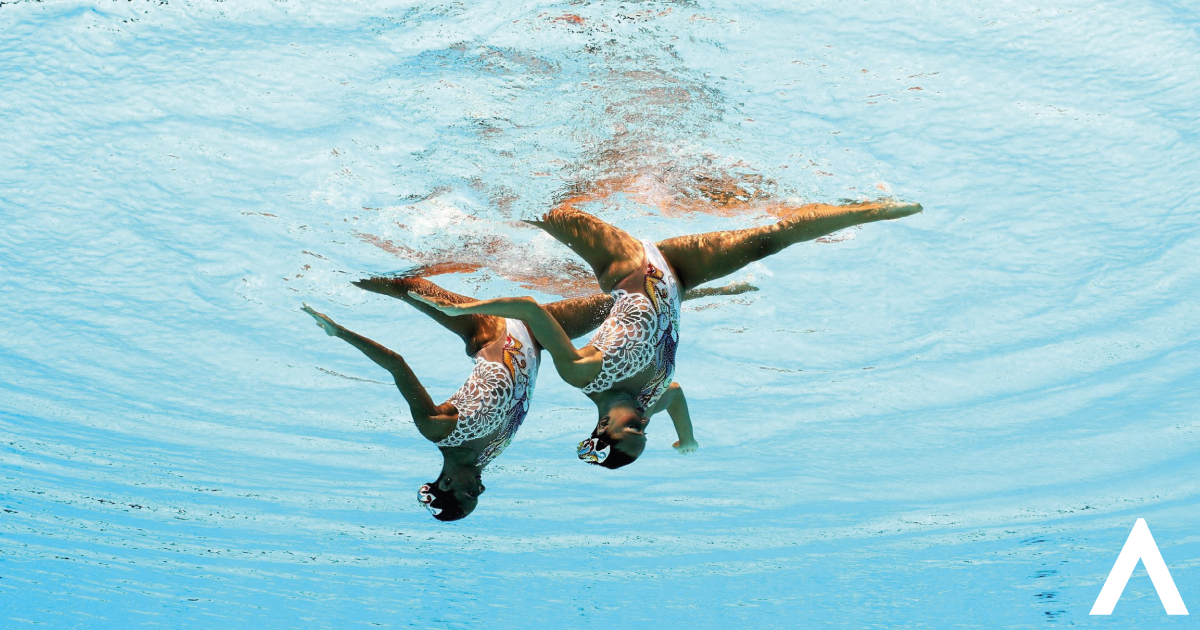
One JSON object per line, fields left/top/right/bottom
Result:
{"left": 438, "top": 469, "right": 485, "bottom": 515}
{"left": 598, "top": 405, "right": 648, "bottom": 459}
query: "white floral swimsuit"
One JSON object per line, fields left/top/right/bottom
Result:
{"left": 582, "top": 240, "right": 681, "bottom": 413}
{"left": 436, "top": 319, "right": 539, "bottom": 467}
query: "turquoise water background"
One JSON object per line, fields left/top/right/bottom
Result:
{"left": 2, "top": 0, "right": 1199, "bottom": 627}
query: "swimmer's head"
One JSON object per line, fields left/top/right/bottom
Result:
{"left": 418, "top": 467, "right": 485, "bottom": 521}
{"left": 578, "top": 399, "right": 647, "bottom": 469}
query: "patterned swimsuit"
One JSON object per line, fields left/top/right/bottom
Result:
{"left": 435, "top": 319, "right": 540, "bottom": 467}
{"left": 582, "top": 240, "right": 682, "bottom": 413}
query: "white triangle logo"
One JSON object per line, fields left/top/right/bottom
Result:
{"left": 1090, "top": 518, "right": 1189, "bottom": 615}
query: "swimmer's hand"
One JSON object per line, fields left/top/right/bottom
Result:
{"left": 672, "top": 439, "right": 699, "bottom": 455}
{"left": 302, "top": 303, "right": 340, "bottom": 336}
{"left": 408, "top": 292, "right": 480, "bottom": 316}
{"left": 653, "top": 383, "right": 697, "bottom": 456}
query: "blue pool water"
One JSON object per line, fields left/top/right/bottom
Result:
{"left": 2, "top": 0, "right": 1199, "bottom": 627}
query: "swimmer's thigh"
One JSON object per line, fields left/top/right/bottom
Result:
{"left": 528, "top": 206, "right": 643, "bottom": 292}
{"left": 656, "top": 223, "right": 785, "bottom": 293}
{"left": 544, "top": 293, "right": 615, "bottom": 340}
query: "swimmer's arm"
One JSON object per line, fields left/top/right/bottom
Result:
{"left": 333, "top": 328, "right": 457, "bottom": 442}
{"left": 651, "top": 383, "right": 699, "bottom": 455}
{"left": 409, "top": 293, "right": 600, "bottom": 387}
{"left": 302, "top": 304, "right": 456, "bottom": 442}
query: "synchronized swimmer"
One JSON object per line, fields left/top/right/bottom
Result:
{"left": 304, "top": 280, "right": 610, "bottom": 520}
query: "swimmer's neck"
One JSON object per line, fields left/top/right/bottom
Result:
{"left": 439, "top": 446, "right": 482, "bottom": 470}
{"left": 590, "top": 390, "right": 637, "bottom": 414}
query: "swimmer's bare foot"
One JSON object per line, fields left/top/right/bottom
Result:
{"left": 352, "top": 276, "right": 409, "bottom": 298}
{"left": 862, "top": 198, "right": 922, "bottom": 221}
{"left": 353, "top": 275, "right": 472, "bottom": 305}
{"left": 302, "top": 303, "right": 340, "bottom": 336}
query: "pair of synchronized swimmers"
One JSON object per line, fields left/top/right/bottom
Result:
{"left": 304, "top": 188, "right": 920, "bottom": 520}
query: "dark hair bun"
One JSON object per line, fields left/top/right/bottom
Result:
{"left": 417, "top": 480, "right": 471, "bottom": 521}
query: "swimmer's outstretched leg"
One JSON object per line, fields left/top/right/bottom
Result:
{"left": 353, "top": 276, "right": 505, "bottom": 356}
{"left": 655, "top": 199, "right": 921, "bottom": 292}
{"left": 301, "top": 304, "right": 443, "bottom": 419}
{"left": 527, "top": 202, "right": 644, "bottom": 293}
{"left": 354, "top": 276, "right": 616, "bottom": 350}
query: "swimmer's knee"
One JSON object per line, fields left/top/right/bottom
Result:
{"left": 597, "top": 257, "right": 641, "bottom": 292}
{"left": 757, "top": 235, "right": 786, "bottom": 259}
{"left": 465, "top": 317, "right": 504, "bottom": 356}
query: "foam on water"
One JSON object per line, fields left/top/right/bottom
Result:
{"left": 2, "top": 0, "right": 1199, "bottom": 627}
